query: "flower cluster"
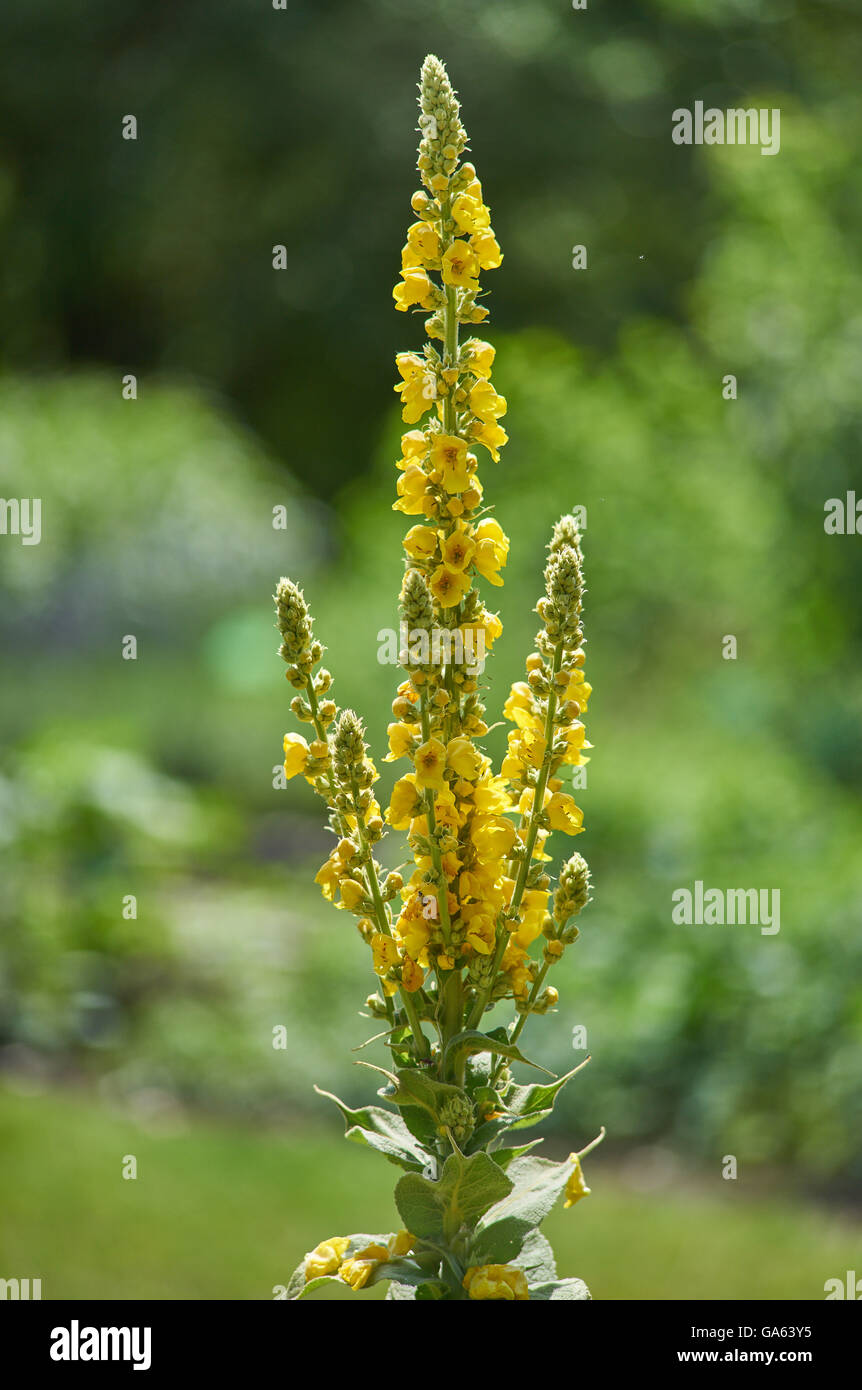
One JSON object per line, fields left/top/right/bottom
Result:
{"left": 279, "top": 56, "right": 603, "bottom": 1304}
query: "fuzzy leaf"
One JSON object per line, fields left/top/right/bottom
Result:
{"left": 511, "top": 1229, "right": 558, "bottom": 1284}
{"left": 291, "top": 1275, "right": 341, "bottom": 1300}
{"left": 314, "top": 1086, "right": 429, "bottom": 1171}
{"left": 528, "top": 1277, "right": 591, "bottom": 1300}
{"left": 504, "top": 1060, "right": 591, "bottom": 1124}
{"left": 366, "top": 1260, "right": 436, "bottom": 1289}
{"left": 442, "top": 1030, "right": 555, "bottom": 1080}
{"left": 395, "top": 1150, "right": 513, "bottom": 1242}
{"left": 466, "top": 1061, "right": 591, "bottom": 1150}
{"left": 385, "top": 1281, "right": 416, "bottom": 1301}
{"left": 469, "top": 1155, "right": 573, "bottom": 1264}
{"left": 490, "top": 1138, "right": 545, "bottom": 1168}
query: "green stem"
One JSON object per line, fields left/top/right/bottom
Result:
{"left": 508, "top": 959, "right": 550, "bottom": 1049}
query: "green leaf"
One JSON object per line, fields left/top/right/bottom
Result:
{"left": 528, "top": 1277, "right": 591, "bottom": 1300}
{"left": 466, "top": 1060, "right": 591, "bottom": 1150}
{"left": 504, "top": 1059, "right": 591, "bottom": 1124}
{"left": 356, "top": 1063, "right": 468, "bottom": 1122}
{"left": 415, "top": 1281, "right": 449, "bottom": 1300}
{"left": 366, "top": 1260, "right": 435, "bottom": 1289}
{"left": 469, "top": 1155, "right": 573, "bottom": 1264}
{"left": 442, "top": 1030, "right": 555, "bottom": 1080}
{"left": 465, "top": 1110, "right": 551, "bottom": 1152}
{"left": 395, "top": 1150, "right": 513, "bottom": 1242}
{"left": 291, "top": 1275, "right": 341, "bottom": 1300}
{"left": 397, "top": 1103, "right": 440, "bottom": 1151}
{"left": 385, "top": 1281, "right": 416, "bottom": 1301}
{"left": 490, "top": 1138, "right": 545, "bottom": 1168}
{"left": 314, "top": 1086, "right": 430, "bottom": 1172}
{"left": 391, "top": 1068, "right": 468, "bottom": 1116}
{"left": 511, "top": 1229, "right": 557, "bottom": 1284}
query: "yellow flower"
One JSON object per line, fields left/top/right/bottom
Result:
{"left": 393, "top": 464, "right": 431, "bottom": 515}
{"left": 394, "top": 907, "right": 432, "bottom": 963}
{"left": 441, "top": 240, "right": 479, "bottom": 288}
{"left": 413, "top": 737, "right": 448, "bottom": 792}
{"left": 340, "top": 1244, "right": 391, "bottom": 1290}
{"left": 401, "top": 955, "right": 424, "bottom": 992}
{"left": 393, "top": 267, "right": 434, "bottom": 311}
{"left": 385, "top": 722, "right": 419, "bottom": 761}
{"left": 473, "top": 419, "right": 508, "bottom": 461}
{"left": 475, "top": 517, "right": 509, "bottom": 554}
{"left": 405, "top": 220, "right": 441, "bottom": 262}
{"left": 440, "top": 526, "right": 475, "bottom": 571}
{"left": 473, "top": 517, "right": 509, "bottom": 586}
{"left": 547, "top": 792, "right": 584, "bottom": 835}
{"left": 462, "top": 906, "right": 496, "bottom": 955}
{"left": 399, "top": 429, "right": 428, "bottom": 462}
{"left": 305, "top": 1236, "right": 350, "bottom": 1281}
{"left": 465, "top": 338, "right": 495, "bottom": 378}
{"left": 482, "top": 609, "right": 503, "bottom": 646}
{"left": 564, "top": 1154, "right": 591, "bottom": 1208}
{"left": 446, "top": 736, "right": 484, "bottom": 781}
{"left": 371, "top": 932, "right": 400, "bottom": 976}
{"left": 462, "top": 1264, "right": 529, "bottom": 1301}
{"left": 503, "top": 680, "right": 539, "bottom": 730}
{"left": 429, "top": 433, "right": 471, "bottom": 492}
{"left": 283, "top": 732, "right": 310, "bottom": 779}
{"left": 564, "top": 666, "right": 592, "bottom": 714}
{"left": 512, "top": 888, "right": 549, "bottom": 948}
{"left": 388, "top": 1230, "right": 415, "bottom": 1258}
{"left": 451, "top": 193, "right": 491, "bottom": 234}
{"left": 471, "top": 814, "right": 518, "bottom": 861}
{"left": 471, "top": 775, "right": 511, "bottom": 813}
{"left": 403, "top": 524, "right": 439, "bottom": 561}
{"left": 387, "top": 773, "right": 423, "bottom": 829}
{"left": 314, "top": 854, "right": 341, "bottom": 902}
{"left": 560, "top": 723, "right": 588, "bottom": 765}
{"left": 469, "top": 379, "right": 507, "bottom": 424}
{"left": 431, "top": 790, "right": 462, "bottom": 832}
{"left": 339, "top": 878, "right": 367, "bottom": 911}
{"left": 502, "top": 939, "right": 532, "bottom": 998}
{"left": 429, "top": 565, "right": 471, "bottom": 608}
{"left": 471, "top": 228, "right": 503, "bottom": 269}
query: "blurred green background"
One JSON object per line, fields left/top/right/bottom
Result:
{"left": 1, "top": 0, "right": 860, "bottom": 1299}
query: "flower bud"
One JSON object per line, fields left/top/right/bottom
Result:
{"left": 274, "top": 577, "right": 314, "bottom": 666}
{"left": 554, "top": 852, "right": 591, "bottom": 926}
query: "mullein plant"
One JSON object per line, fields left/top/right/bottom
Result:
{"left": 277, "top": 55, "right": 603, "bottom": 1302}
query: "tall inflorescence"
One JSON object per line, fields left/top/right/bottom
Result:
{"left": 277, "top": 56, "right": 601, "bottom": 1304}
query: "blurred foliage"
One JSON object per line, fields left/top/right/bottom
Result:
{"left": 0, "top": 0, "right": 859, "bottom": 497}
{"left": 1, "top": 0, "right": 861, "bottom": 1206}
